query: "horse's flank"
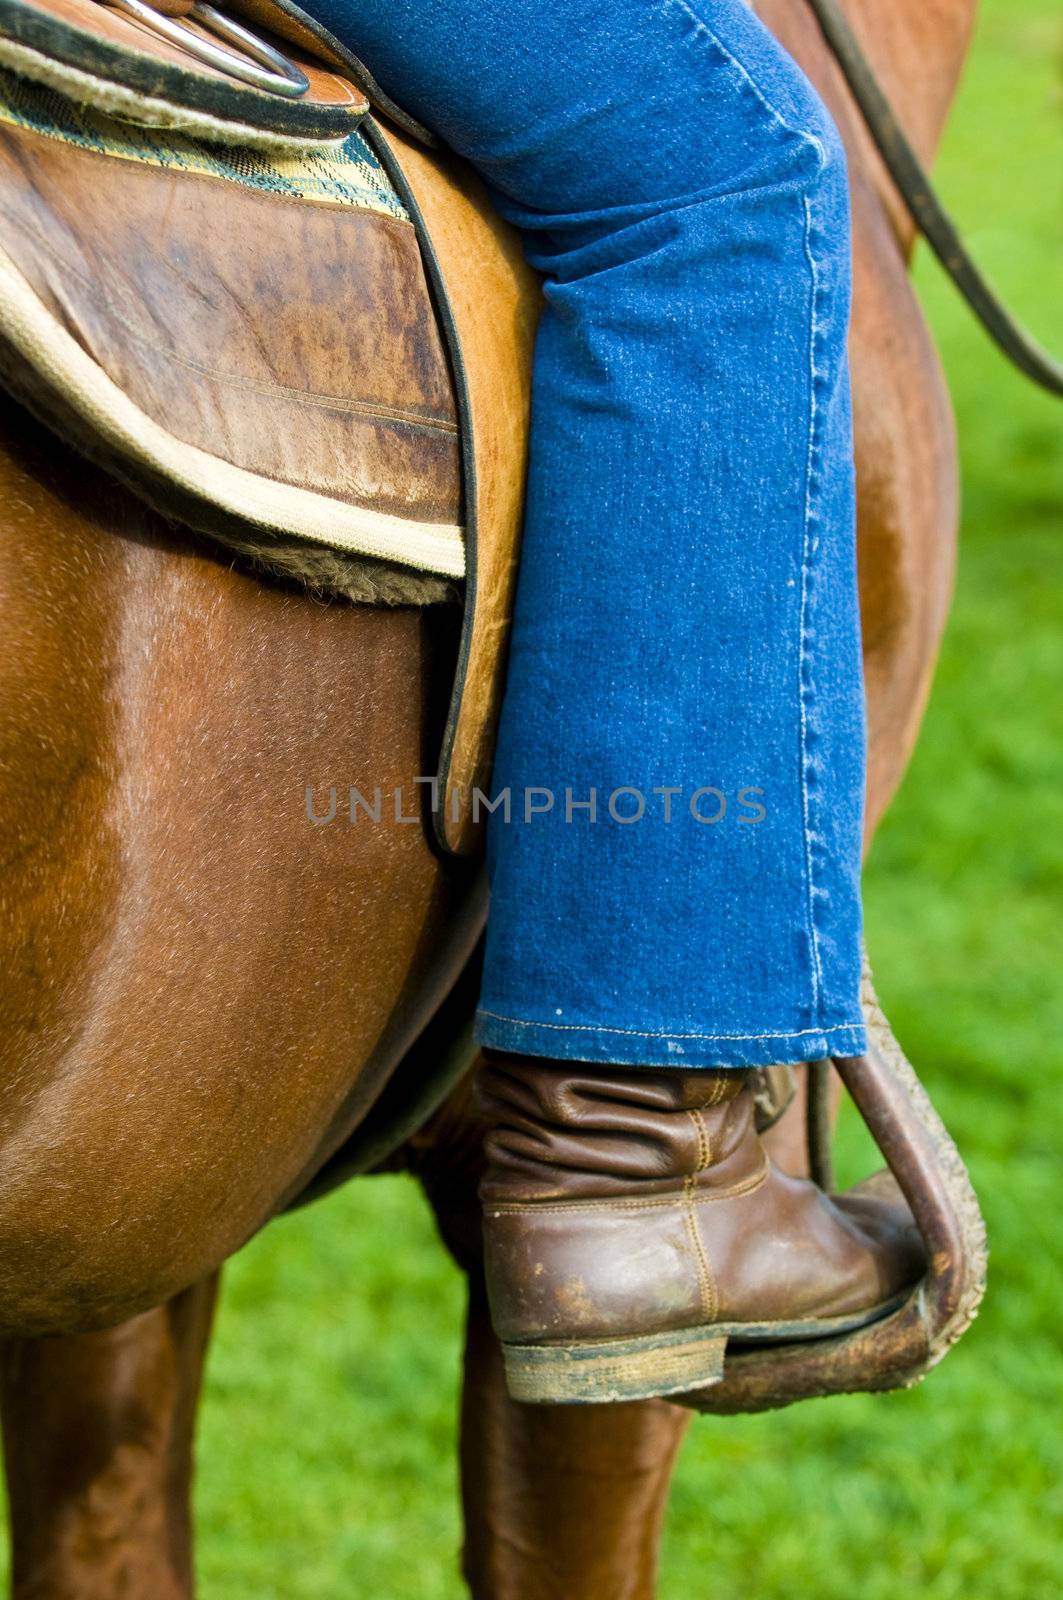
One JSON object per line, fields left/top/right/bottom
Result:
{"left": 0, "top": 406, "right": 481, "bottom": 1329}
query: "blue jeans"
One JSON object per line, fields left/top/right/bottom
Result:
{"left": 310, "top": 0, "right": 868, "bottom": 1068}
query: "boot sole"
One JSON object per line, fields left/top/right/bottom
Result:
{"left": 501, "top": 1295, "right": 908, "bottom": 1405}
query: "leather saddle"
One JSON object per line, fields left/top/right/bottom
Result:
{"left": 0, "top": 0, "right": 541, "bottom": 855}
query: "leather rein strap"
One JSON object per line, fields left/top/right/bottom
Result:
{"left": 807, "top": 0, "right": 1063, "bottom": 398}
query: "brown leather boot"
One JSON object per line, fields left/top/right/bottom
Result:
{"left": 477, "top": 1054, "right": 925, "bottom": 1404}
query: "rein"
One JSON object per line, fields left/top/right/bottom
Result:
{"left": 807, "top": 0, "right": 1063, "bottom": 398}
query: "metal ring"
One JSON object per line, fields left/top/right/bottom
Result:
{"left": 102, "top": 0, "right": 312, "bottom": 99}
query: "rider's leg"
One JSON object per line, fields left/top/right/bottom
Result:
{"left": 307, "top": 0, "right": 923, "bottom": 1396}
{"left": 315, "top": 0, "right": 865, "bottom": 1066}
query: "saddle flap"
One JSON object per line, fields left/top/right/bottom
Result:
{"left": 0, "top": 0, "right": 371, "bottom": 147}
{"left": 370, "top": 123, "right": 543, "bottom": 855}
{"left": 0, "top": 66, "right": 464, "bottom": 579}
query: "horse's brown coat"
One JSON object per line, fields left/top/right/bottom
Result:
{"left": 0, "top": 403, "right": 481, "bottom": 1332}
{"left": 0, "top": 0, "right": 976, "bottom": 1591}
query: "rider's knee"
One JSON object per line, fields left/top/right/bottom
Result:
{"left": 757, "top": 81, "right": 849, "bottom": 209}
{"left": 717, "top": 51, "right": 849, "bottom": 211}
{"left": 801, "top": 98, "right": 849, "bottom": 201}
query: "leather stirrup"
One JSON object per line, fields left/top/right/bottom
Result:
{"left": 679, "top": 961, "right": 987, "bottom": 1414}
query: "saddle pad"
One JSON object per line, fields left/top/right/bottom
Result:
{"left": 0, "top": 67, "right": 465, "bottom": 576}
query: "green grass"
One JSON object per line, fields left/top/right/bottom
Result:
{"left": 8, "top": 0, "right": 1063, "bottom": 1594}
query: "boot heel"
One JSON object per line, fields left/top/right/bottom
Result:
{"left": 501, "top": 1325, "right": 727, "bottom": 1405}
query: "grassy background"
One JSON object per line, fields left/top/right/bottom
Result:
{"left": 8, "top": 0, "right": 1063, "bottom": 1594}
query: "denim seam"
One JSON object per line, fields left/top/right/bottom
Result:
{"left": 475, "top": 1010, "right": 863, "bottom": 1044}
{"left": 664, "top": 0, "right": 827, "bottom": 172}
{"left": 669, "top": 0, "right": 830, "bottom": 1022}
{"left": 797, "top": 189, "right": 826, "bottom": 1018}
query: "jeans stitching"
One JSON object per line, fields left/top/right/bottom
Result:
{"left": 797, "top": 191, "right": 826, "bottom": 1016}
{"left": 667, "top": 0, "right": 835, "bottom": 1025}
{"left": 476, "top": 1010, "right": 864, "bottom": 1044}
{"left": 664, "top": 0, "right": 827, "bottom": 171}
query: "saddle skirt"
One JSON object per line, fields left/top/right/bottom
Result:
{"left": 0, "top": 0, "right": 541, "bottom": 852}
{"left": 0, "top": 66, "right": 466, "bottom": 577}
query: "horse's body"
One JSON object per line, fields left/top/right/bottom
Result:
{"left": 0, "top": 0, "right": 975, "bottom": 1592}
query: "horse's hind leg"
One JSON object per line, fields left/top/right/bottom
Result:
{"left": 0, "top": 1275, "right": 218, "bottom": 1600}
{"left": 405, "top": 1080, "right": 689, "bottom": 1600}
{"left": 459, "top": 1273, "right": 689, "bottom": 1600}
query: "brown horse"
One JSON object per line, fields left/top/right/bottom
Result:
{"left": 0, "top": 0, "right": 975, "bottom": 1593}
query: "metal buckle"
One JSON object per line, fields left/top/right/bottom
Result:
{"left": 102, "top": 0, "right": 311, "bottom": 99}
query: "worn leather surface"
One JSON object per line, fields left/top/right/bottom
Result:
{"left": 0, "top": 107, "right": 462, "bottom": 537}
{"left": 478, "top": 1057, "right": 924, "bottom": 1345}
{"left": 0, "top": 0, "right": 369, "bottom": 139}
{"left": 370, "top": 122, "right": 543, "bottom": 853}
